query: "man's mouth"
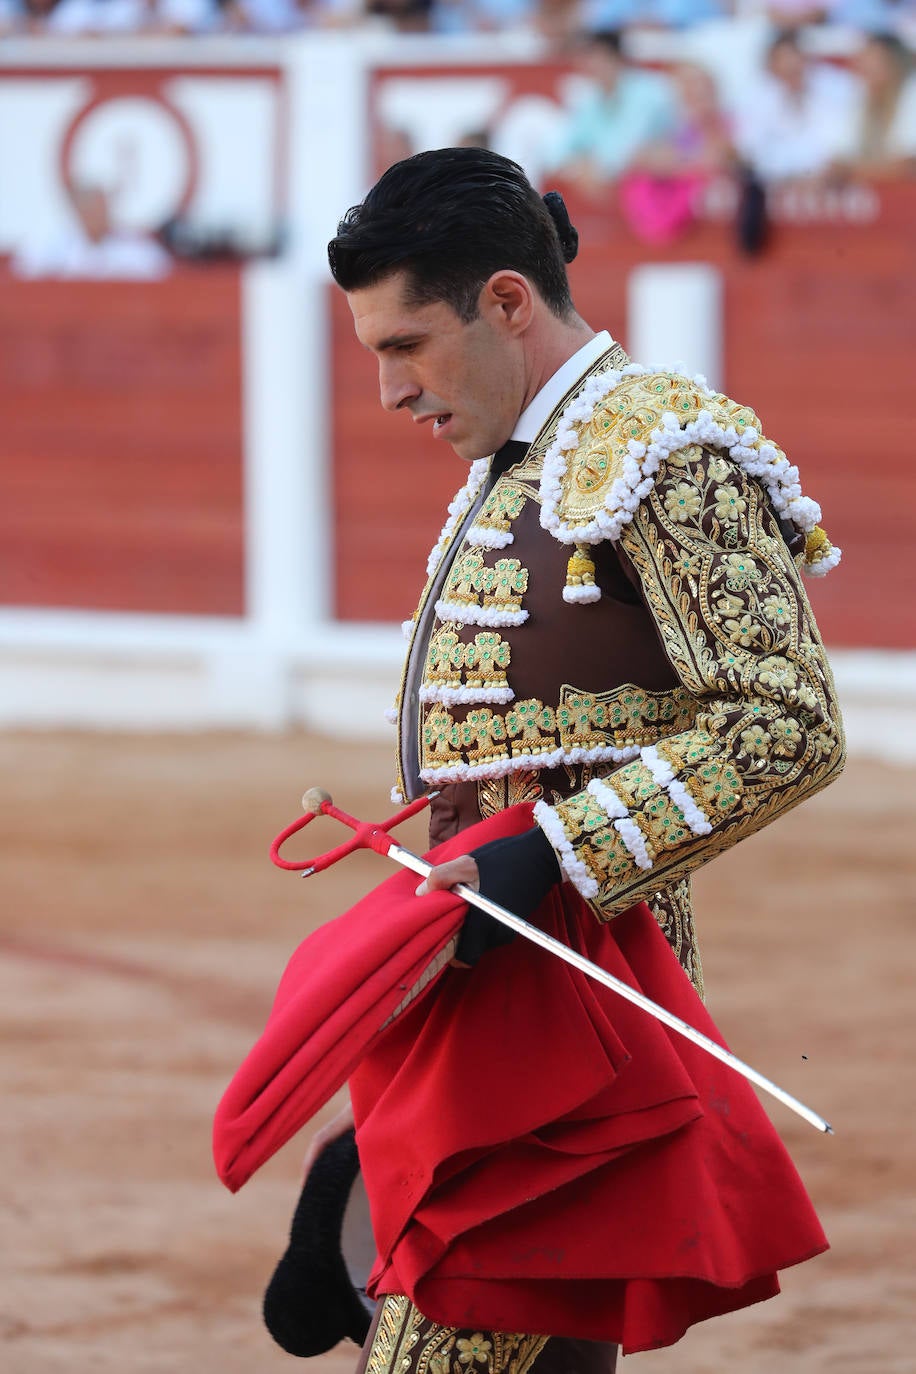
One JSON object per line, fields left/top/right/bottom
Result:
{"left": 432, "top": 414, "right": 452, "bottom": 437}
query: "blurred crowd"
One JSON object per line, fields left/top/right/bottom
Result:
{"left": 3, "top": 0, "right": 913, "bottom": 270}
{"left": 1, "top": 0, "right": 913, "bottom": 39}
{"left": 544, "top": 26, "right": 915, "bottom": 246}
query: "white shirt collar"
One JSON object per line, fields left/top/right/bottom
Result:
{"left": 510, "top": 331, "right": 615, "bottom": 444}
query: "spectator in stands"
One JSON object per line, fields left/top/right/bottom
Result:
{"left": 619, "top": 61, "right": 737, "bottom": 240}
{"left": 365, "top": 0, "right": 433, "bottom": 30}
{"left": 12, "top": 0, "right": 63, "bottom": 30}
{"left": 832, "top": 32, "right": 916, "bottom": 178}
{"left": 546, "top": 29, "right": 677, "bottom": 194}
{"left": 37, "top": 0, "right": 148, "bottom": 31}
{"left": 733, "top": 29, "right": 859, "bottom": 184}
{"left": 216, "top": 0, "right": 358, "bottom": 32}
{"left": 150, "top": 0, "right": 217, "bottom": 31}
{"left": 432, "top": 0, "right": 534, "bottom": 32}
{"left": 12, "top": 183, "right": 172, "bottom": 281}
{"left": 632, "top": 61, "right": 736, "bottom": 179}
{"left": 18, "top": 0, "right": 216, "bottom": 31}
{"left": 739, "top": 0, "right": 911, "bottom": 35}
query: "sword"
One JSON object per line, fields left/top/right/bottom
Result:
{"left": 271, "top": 788, "right": 833, "bottom": 1136}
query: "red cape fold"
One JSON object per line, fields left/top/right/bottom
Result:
{"left": 214, "top": 803, "right": 828, "bottom": 1354}
{"left": 214, "top": 806, "right": 537, "bottom": 1192}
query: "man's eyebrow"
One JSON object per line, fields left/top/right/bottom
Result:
{"left": 374, "top": 332, "right": 424, "bottom": 352}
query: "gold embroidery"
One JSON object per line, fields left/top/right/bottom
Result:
{"left": 489, "top": 559, "right": 528, "bottom": 613}
{"left": 605, "top": 757, "right": 662, "bottom": 811}
{"left": 450, "top": 709, "right": 510, "bottom": 766}
{"left": 505, "top": 698, "right": 557, "bottom": 755}
{"left": 365, "top": 1296, "right": 418, "bottom": 1374}
{"left": 394, "top": 345, "right": 628, "bottom": 804}
{"left": 556, "top": 684, "right": 697, "bottom": 751}
{"left": 544, "top": 433, "right": 845, "bottom": 914}
{"left": 682, "top": 756, "right": 743, "bottom": 821}
{"left": 477, "top": 769, "right": 544, "bottom": 819}
{"left": 423, "top": 705, "right": 463, "bottom": 764}
{"left": 423, "top": 628, "right": 512, "bottom": 693}
{"left": 648, "top": 878, "right": 705, "bottom": 1000}
{"left": 365, "top": 1297, "right": 548, "bottom": 1374}
{"left": 472, "top": 482, "right": 527, "bottom": 539}
{"left": 443, "top": 549, "right": 487, "bottom": 604}
{"left": 465, "top": 632, "right": 512, "bottom": 690}
{"left": 420, "top": 684, "right": 697, "bottom": 777}
{"left": 554, "top": 375, "right": 720, "bottom": 530}
{"left": 424, "top": 628, "right": 466, "bottom": 689}
{"left": 640, "top": 789, "right": 692, "bottom": 854}
{"left": 442, "top": 550, "right": 529, "bottom": 615}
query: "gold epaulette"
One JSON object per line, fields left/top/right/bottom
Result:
{"left": 538, "top": 369, "right": 840, "bottom": 578}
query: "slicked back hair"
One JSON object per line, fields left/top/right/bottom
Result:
{"left": 328, "top": 148, "right": 577, "bottom": 323}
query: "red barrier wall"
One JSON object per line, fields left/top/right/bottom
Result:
{"left": 0, "top": 264, "right": 245, "bottom": 616}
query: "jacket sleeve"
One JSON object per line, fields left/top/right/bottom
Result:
{"left": 533, "top": 440, "right": 846, "bottom": 915}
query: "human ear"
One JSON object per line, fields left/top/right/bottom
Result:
{"left": 480, "top": 271, "right": 534, "bottom": 336}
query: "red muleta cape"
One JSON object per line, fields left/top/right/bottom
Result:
{"left": 213, "top": 804, "right": 827, "bottom": 1355}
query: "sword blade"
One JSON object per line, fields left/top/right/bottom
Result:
{"left": 387, "top": 840, "right": 833, "bottom": 1135}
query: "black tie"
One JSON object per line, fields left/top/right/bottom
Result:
{"left": 490, "top": 438, "right": 530, "bottom": 480}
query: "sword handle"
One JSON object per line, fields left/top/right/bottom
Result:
{"left": 269, "top": 790, "right": 433, "bottom": 872}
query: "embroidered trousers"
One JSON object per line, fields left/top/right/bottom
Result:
{"left": 356, "top": 1295, "right": 618, "bottom": 1374}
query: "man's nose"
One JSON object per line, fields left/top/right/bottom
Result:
{"left": 379, "top": 360, "right": 419, "bottom": 413}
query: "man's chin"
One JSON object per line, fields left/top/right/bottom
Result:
{"left": 450, "top": 437, "right": 498, "bottom": 463}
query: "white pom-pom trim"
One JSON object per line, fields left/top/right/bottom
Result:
{"left": 666, "top": 775, "right": 713, "bottom": 836}
{"left": 467, "top": 525, "right": 514, "bottom": 549}
{"left": 433, "top": 600, "right": 528, "bottom": 629}
{"left": 640, "top": 744, "right": 675, "bottom": 788}
{"left": 418, "top": 683, "right": 514, "bottom": 707}
{"left": 425, "top": 458, "right": 491, "bottom": 579}
{"left": 419, "top": 742, "right": 639, "bottom": 787}
{"left": 534, "top": 800, "right": 599, "bottom": 900}
{"left": 640, "top": 745, "right": 712, "bottom": 836}
{"left": 563, "top": 583, "right": 602, "bottom": 604}
{"left": 538, "top": 368, "right": 834, "bottom": 572}
{"left": 586, "top": 776, "right": 629, "bottom": 821}
{"left": 802, "top": 544, "right": 842, "bottom": 578}
{"left": 383, "top": 705, "right": 398, "bottom": 725}
{"left": 614, "top": 815, "right": 654, "bottom": 871}
{"left": 401, "top": 618, "right": 416, "bottom": 640}
{"left": 391, "top": 785, "right": 406, "bottom": 804}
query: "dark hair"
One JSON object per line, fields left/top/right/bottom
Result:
{"left": 581, "top": 28, "right": 623, "bottom": 58}
{"left": 328, "top": 147, "right": 579, "bottom": 322}
{"left": 767, "top": 28, "right": 802, "bottom": 58}
{"left": 864, "top": 31, "right": 912, "bottom": 74}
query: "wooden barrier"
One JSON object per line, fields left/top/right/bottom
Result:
{"left": 0, "top": 263, "right": 245, "bottom": 617}
{"left": 2, "top": 187, "right": 912, "bottom": 650}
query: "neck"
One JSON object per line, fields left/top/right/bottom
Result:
{"left": 519, "top": 313, "right": 596, "bottom": 413}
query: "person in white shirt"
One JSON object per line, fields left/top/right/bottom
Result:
{"left": 12, "top": 183, "right": 171, "bottom": 282}
{"left": 734, "top": 28, "right": 861, "bottom": 183}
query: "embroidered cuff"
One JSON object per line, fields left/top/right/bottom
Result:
{"left": 533, "top": 800, "right": 599, "bottom": 900}
{"left": 641, "top": 745, "right": 712, "bottom": 836}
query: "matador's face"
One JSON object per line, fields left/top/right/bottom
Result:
{"left": 347, "top": 270, "right": 527, "bottom": 464}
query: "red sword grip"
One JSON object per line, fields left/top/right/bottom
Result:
{"left": 269, "top": 791, "right": 432, "bottom": 873}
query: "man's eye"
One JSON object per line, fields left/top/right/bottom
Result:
{"left": 397, "top": 341, "right": 418, "bottom": 354}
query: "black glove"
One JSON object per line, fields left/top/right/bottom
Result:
{"left": 454, "top": 825, "right": 562, "bottom": 966}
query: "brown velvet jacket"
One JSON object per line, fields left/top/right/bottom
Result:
{"left": 392, "top": 344, "right": 845, "bottom": 997}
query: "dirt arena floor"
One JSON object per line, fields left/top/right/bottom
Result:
{"left": 1, "top": 731, "right": 914, "bottom": 1374}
